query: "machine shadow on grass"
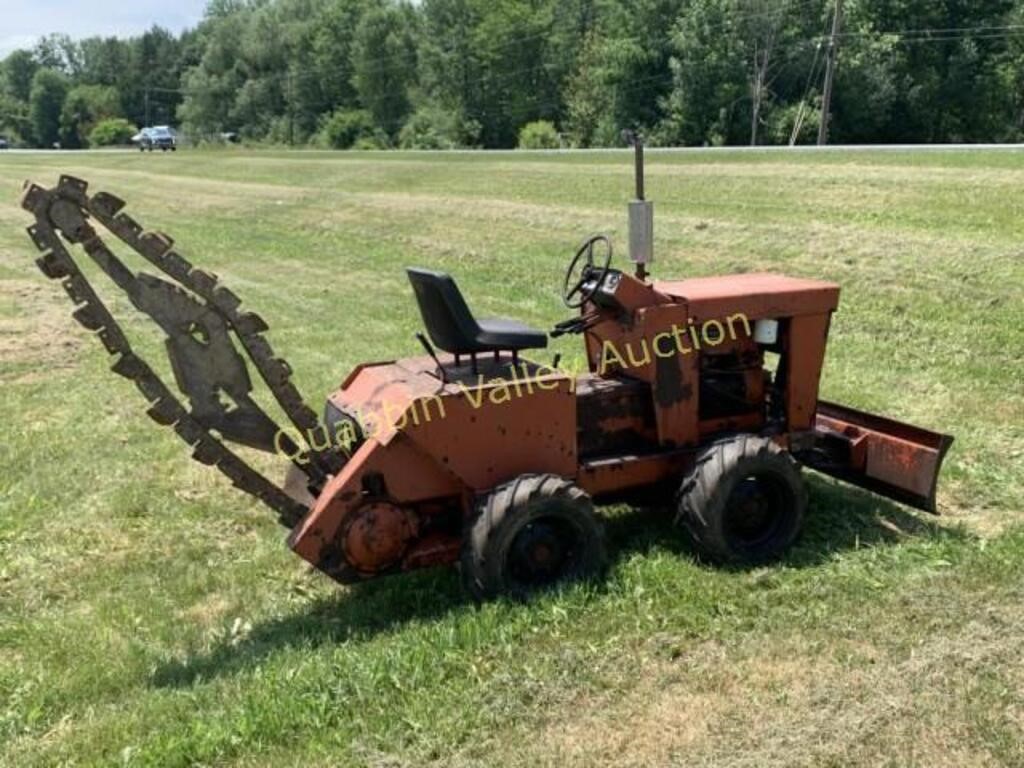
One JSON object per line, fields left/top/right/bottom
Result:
{"left": 602, "top": 472, "right": 967, "bottom": 570}
{"left": 152, "top": 472, "right": 965, "bottom": 689}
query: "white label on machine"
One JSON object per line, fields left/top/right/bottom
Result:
{"left": 754, "top": 319, "right": 779, "bottom": 344}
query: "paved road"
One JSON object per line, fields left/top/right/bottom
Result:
{"left": 3, "top": 144, "right": 1024, "bottom": 155}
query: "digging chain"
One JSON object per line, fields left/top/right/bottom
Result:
{"left": 20, "top": 175, "right": 344, "bottom": 527}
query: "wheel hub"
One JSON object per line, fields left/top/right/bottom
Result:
{"left": 725, "top": 475, "right": 787, "bottom": 547}
{"left": 509, "top": 519, "right": 573, "bottom": 584}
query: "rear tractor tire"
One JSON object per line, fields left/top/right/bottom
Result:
{"left": 676, "top": 435, "right": 806, "bottom": 565}
{"left": 462, "top": 474, "right": 607, "bottom": 600}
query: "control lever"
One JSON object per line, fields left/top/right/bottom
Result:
{"left": 416, "top": 332, "right": 448, "bottom": 383}
{"left": 551, "top": 311, "right": 601, "bottom": 338}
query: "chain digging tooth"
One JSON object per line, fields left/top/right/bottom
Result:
{"left": 137, "top": 231, "right": 175, "bottom": 260}
{"left": 188, "top": 269, "right": 218, "bottom": 297}
{"left": 89, "top": 192, "right": 127, "bottom": 222}
{"left": 57, "top": 175, "right": 89, "bottom": 202}
{"left": 159, "top": 251, "right": 192, "bottom": 281}
{"left": 216, "top": 453, "right": 248, "bottom": 482}
{"left": 27, "top": 223, "right": 57, "bottom": 253}
{"left": 146, "top": 399, "right": 184, "bottom": 426}
{"left": 173, "top": 418, "right": 206, "bottom": 446}
{"left": 72, "top": 304, "right": 105, "bottom": 331}
{"left": 211, "top": 286, "right": 242, "bottom": 313}
{"left": 20, "top": 183, "right": 50, "bottom": 214}
{"left": 134, "top": 376, "right": 167, "bottom": 403}
{"left": 113, "top": 214, "right": 144, "bottom": 244}
{"left": 36, "top": 251, "right": 71, "bottom": 279}
{"left": 191, "top": 438, "right": 221, "bottom": 466}
{"left": 264, "top": 360, "right": 293, "bottom": 386}
{"left": 97, "top": 326, "right": 127, "bottom": 354}
{"left": 235, "top": 312, "right": 268, "bottom": 335}
{"left": 62, "top": 273, "right": 92, "bottom": 305}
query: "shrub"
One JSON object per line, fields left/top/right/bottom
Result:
{"left": 352, "top": 135, "right": 387, "bottom": 150}
{"left": 319, "top": 109, "right": 382, "bottom": 149}
{"left": 88, "top": 118, "right": 138, "bottom": 147}
{"left": 517, "top": 120, "right": 561, "bottom": 150}
{"left": 398, "top": 106, "right": 460, "bottom": 149}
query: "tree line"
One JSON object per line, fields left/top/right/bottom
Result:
{"left": 2, "top": 0, "right": 1023, "bottom": 150}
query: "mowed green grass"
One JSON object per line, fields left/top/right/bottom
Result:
{"left": 0, "top": 147, "right": 1022, "bottom": 767}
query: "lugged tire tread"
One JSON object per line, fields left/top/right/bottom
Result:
{"left": 462, "top": 474, "right": 606, "bottom": 600}
{"left": 676, "top": 435, "right": 806, "bottom": 564}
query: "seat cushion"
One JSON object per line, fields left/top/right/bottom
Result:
{"left": 476, "top": 316, "right": 548, "bottom": 350}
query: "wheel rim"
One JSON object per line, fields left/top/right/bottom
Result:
{"left": 723, "top": 473, "right": 792, "bottom": 550}
{"left": 506, "top": 515, "right": 580, "bottom": 588}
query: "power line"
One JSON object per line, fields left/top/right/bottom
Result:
{"left": 836, "top": 23, "right": 1024, "bottom": 38}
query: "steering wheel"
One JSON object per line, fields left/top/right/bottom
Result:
{"left": 562, "top": 234, "right": 613, "bottom": 309}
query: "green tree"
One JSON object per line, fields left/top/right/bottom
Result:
{"left": 352, "top": 3, "right": 419, "bottom": 137}
{"left": 1, "top": 50, "right": 38, "bottom": 102}
{"left": 178, "top": 12, "right": 248, "bottom": 138}
{"left": 0, "top": 93, "right": 30, "bottom": 143}
{"left": 34, "top": 34, "right": 82, "bottom": 74}
{"left": 60, "top": 84, "right": 121, "bottom": 147}
{"left": 564, "top": 30, "right": 614, "bottom": 147}
{"left": 29, "top": 68, "right": 69, "bottom": 147}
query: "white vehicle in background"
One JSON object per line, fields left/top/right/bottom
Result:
{"left": 132, "top": 126, "right": 177, "bottom": 152}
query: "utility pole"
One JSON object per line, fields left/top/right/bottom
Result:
{"left": 286, "top": 72, "right": 294, "bottom": 147}
{"left": 750, "top": 44, "right": 767, "bottom": 146}
{"left": 144, "top": 86, "right": 150, "bottom": 127}
{"left": 817, "top": 0, "right": 842, "bottom": 146}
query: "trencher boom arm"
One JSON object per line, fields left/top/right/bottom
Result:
{"left": 20, "top": 175, "right": 343, "bottom": 526}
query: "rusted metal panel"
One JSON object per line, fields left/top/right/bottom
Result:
{"left": 403, "top": 373, "right": 578, "bottom": 489}
{"left": 655, "top": 273, "right": 840, "bottom": 320}
{"left": 785, "top": 313, "right": 832, "bottom": 431}
{"left": 637, "top": 304, "right": 701, "bottom": 447}
{"left": 804, "top": 400, "right": 954, "bottom": 513}
{"left": 576, "top": 374, "right": 658, "bottom": 458}
{"left": 297, "top": 356, "right": 578, "bottom": 582}
{"left": 288, "top": 434, "right": 464, "bottom": 582}
{"left": 578, "top": 450, "right": 694, "bottom": 499}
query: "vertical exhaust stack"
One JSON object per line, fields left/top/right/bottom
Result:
{"left": 624, "top": 131, "right": 654, "bottom": 281}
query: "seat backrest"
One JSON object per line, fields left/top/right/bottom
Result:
{"left": 406, "top": 268, "right": 481, "bottom": 353}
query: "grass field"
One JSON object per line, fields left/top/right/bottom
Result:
{"left": 1, "top": 147, "right": 1022, "bottom": 767}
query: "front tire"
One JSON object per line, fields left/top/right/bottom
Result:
{"left": 677, "top": 435, "right": 806, "bottom": 565}
{"left": 462, "top": 474, "right": 607, "bottom": 600}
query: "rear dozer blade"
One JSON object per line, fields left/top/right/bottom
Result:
{"left": 20, "top": 176, "right": 345, "bottom": 527}
{"left": 801, "top": 400, "right": 954, "bottom": 513}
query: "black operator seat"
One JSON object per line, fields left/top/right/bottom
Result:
{"left": 406, "top": 268, "right": 547, "bottom": 355}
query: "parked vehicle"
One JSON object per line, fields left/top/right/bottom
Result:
{"left": 134, "top": 126, "right": 177, "bottom": 152}
{"left": 0, "top": 136, "right": 9, "bottom": 149}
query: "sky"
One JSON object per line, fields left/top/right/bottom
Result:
{"left": 0, "top": 0, "right": 208, "bottom": 58}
